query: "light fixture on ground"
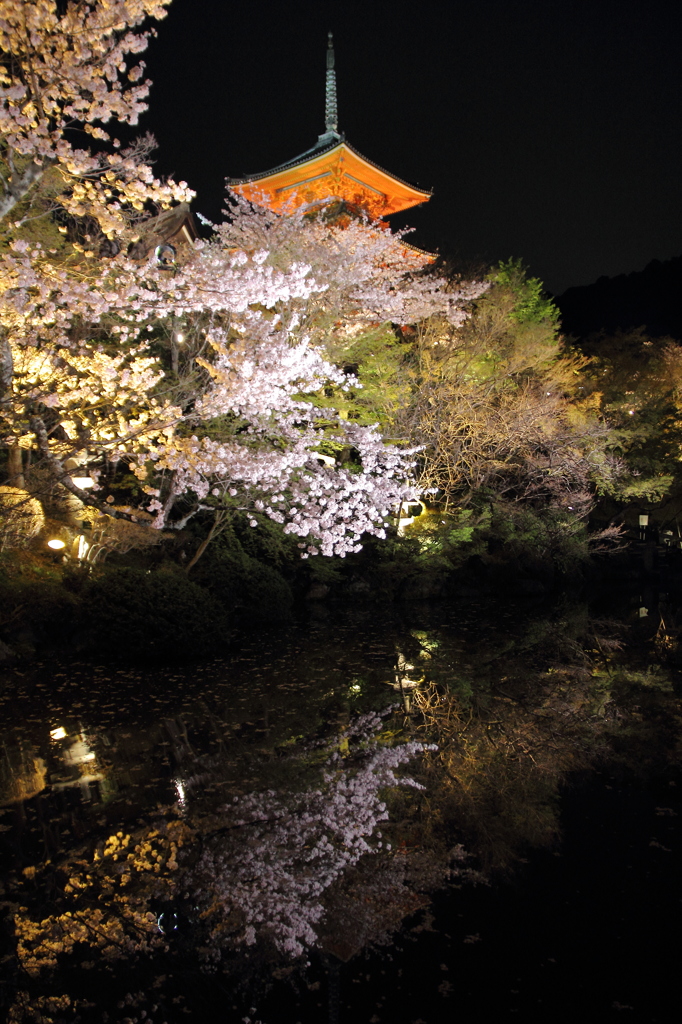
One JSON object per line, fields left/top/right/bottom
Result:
{"left": 47, "top": 538, "right": 65, "bottom": 550}
{"left": 71, "top": 476, "right": 95, "bottom": 488}
{"left": 71, "top": 534, "right": 89, "bottom": 560}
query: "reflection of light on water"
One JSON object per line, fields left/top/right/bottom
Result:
{"left": 63, "top": 737, "right": 96, "bottom": 767}
{"left": 51, "top": 773, "right": 104, "bottom": 796}
{"left": 50, "top": 727, "right": 101, "bottom": 774}
{"left": 0, "top": 743, "right": 47, "bottom": 804}
{"left": 393, "top": 653, "right": 423, "bottom": 690}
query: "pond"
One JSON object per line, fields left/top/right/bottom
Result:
{"left": 1, "top": 594, "right": 681, "bottom": 1023}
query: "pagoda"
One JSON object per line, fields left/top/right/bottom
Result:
{"left": 228, "top": 34, "right": 432, "bottom": 222}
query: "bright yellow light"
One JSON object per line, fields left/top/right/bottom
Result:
{"left": 47, "top": 538, "right": 66, "bottom": 550}
{"left": 175, "top": 332, "right": 185, "bottom": 343}
{"left": 50, "top": 726, "right": 67, "bottom": 740}
{"left": 71, "top": 476, "right": 95, "bottom": 488}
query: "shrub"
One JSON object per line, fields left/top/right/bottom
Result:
{"left": 79, "top": 567, "right": 230, "bottom": 659}
{"left": 0, "top": 573, "right": 79, "bottom": 651}
{"left": 195, "top": 550, "right": 293, "bottom": 623}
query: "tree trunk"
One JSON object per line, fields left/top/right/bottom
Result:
{"left": 0, "top": 329, "right": 13, "bottom": 398}
{"left": 186, "top": 511, "right": 226, "bottom": 572}
{"left": 6, "top": 444, "right": 24, "bottom": 489}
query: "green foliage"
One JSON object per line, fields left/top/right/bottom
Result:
{"left": 577, "top": 328, "right": 682, "bottom": 505}
{"left": 0, "top": 167, "right": 71, "bottom": 254}
{"left": 492, "top": 258, "right": 560, "bottom": 326}
{"left": 484, "top": 504, "right": 591, "bottom": 577}
{"left": 610, "top": 666, "right": 674, "bottom": 696}
{"left": 320, "top": 324, "right": 414, "bottom": 430}
{"left": 394, "top": 260, "right": 610, "bottom": 532}
{"left": 304, "top": 552, "right": 348, "bottom": 587}
{"left": 0, "top": 571, "right": 79, "bottom": 653}
{"left": 402, "top": 507, "right": 487, "bottom": 557}
{"left": 224, "top": 514, "right": 301, "bottom": 575}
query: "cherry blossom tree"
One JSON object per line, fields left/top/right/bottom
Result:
{"left": 0, "top": 197, "right": 486, "bottom": 556}
{"left": 0, "top": 0, "right": 191, "bottom": 232}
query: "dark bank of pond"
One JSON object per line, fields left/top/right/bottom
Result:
{"left": 1, "top": 594, "right": 681, "bottom": 1023}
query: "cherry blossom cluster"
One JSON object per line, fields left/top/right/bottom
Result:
{"left": 192, "top": 722, "right": 437, "bottom": 958}
{"left": 0, "top": 1, "right": 488, "bottom": 555}
{"left": 216, "top": 193, "right": 489, "bottom": 328}
{"left": 143, "top": 314, "right": 421, "bottom": 554}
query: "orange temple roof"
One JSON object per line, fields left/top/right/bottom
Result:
{"left": 229, "top": 135, "right": 432, "bottom": 220}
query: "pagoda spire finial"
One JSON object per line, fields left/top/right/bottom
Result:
{"left": 324, "top": 31, "right": 338, "bottom": 134}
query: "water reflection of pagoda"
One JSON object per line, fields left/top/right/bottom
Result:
{"left": 228, "top": 33, "right": 432, "bottom": 222}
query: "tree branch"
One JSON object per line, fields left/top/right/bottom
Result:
{"left": 30, "top": 416, "right": 146, "bottom": 524}
{"left": 0, "top": 156, "right": 53, "bottom": 222}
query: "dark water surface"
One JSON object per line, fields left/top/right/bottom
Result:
{"left": 1, "top": 599, "right": 681, "bottom": 1023}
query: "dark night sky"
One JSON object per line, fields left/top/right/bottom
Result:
{"left": 138, "top": 0, "right": 682, "bottom": 295}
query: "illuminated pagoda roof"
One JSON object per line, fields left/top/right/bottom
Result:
{"left": 228, "top": 34, "right": 432, "bottom": 221}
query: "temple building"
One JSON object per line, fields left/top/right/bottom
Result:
{"left": 228, "top": 34, "right": 432, "bottom": 224}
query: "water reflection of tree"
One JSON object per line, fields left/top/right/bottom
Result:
{"left": 397, "top": 612, "right": 627, "bottom": 872}
{"left": 0, "top": 737, "right": 46, "bottom": 804}
{"left": 4, "top": 715, "right": 442, "bottom": 1022}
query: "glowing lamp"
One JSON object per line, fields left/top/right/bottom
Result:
{"left": 71, "top": 476, "right": 95, "bottom": 488}
{"left": 50, "top": 726, "right": 67, "bottom": 740}
{"left": 47, "top": 538, "right": 65, "bottom": 550}
{"left": 155, "top": 243, "right": 176, "bottom": 265}
{"left": 638, "top": 513, "right": 649, "bottom": 541}
{"left": 174, "top": 332, "right": 185, "bottom": 344}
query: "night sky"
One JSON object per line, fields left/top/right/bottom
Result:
{"left": 139, "top": 0, "right": 682, "bottom": 295}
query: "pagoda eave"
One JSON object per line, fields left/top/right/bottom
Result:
{"left": 230, "top": 140, "right": 431, "bottom": 219}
